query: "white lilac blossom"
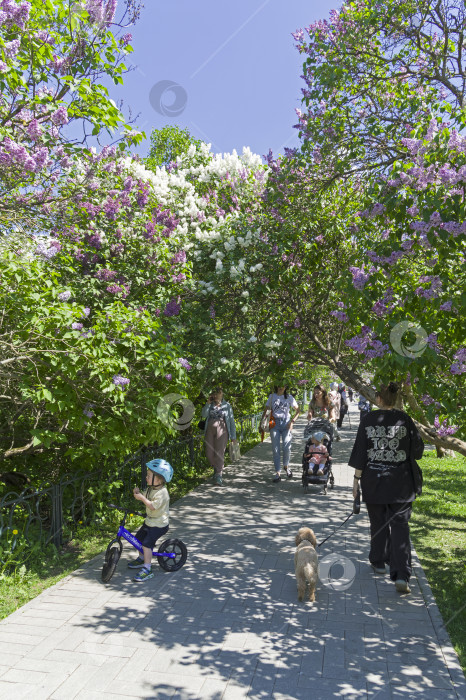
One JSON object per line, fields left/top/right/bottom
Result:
{"left": 58, "top": 291, "right": 72, "bottom": 301}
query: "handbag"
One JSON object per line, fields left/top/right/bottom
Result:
{"left": 259, "top": 415, "right": 269, "bottom": 432}
{"left": 269, "top": 414, "right": 276, "bottom": 430}
{"left": 229, "top": 442, "right": 241, "bottom": 462}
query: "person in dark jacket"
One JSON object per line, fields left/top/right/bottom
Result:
{"left": 348, "top": 382, "right": 424, "bottom": 594}
{"left": 336, "top": 383, "right": 348, "bottom": 428}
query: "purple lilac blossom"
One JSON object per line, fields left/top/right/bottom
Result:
{"left": 426, "top": 333, "right": 441, "bottom": 352}
{"left": 112, "top": 374, "right": 130, "bottom": 388}
{"left": 331, "top": 311, "right": 349, "bottom": 322}
{"left": 163, "top": 299, "right": 181, "bottom": 317}
{"left": 434, "top": 416, "right": 458, "bottom": 436}
{"left": 27, "top": 119, "right": 42, "bottom": 140}
{"left": 71, "top": 322, "right": 83, "bottom": 331}
{"left": 170, "top": 250, "right": 186, "bottom": 265}
{"left": 178, "top": 358, "right": 191, "bottom": 370}
{"left": 349, "top": 266, "right": 371, "bottom": 290}
{"left": 450, "top": 347, "right": 466, "bottom": 374}
{"left": 58, "top": 291, "right": 71, "bottom": 301}
{"left": 35, "top": 238, "right": 60, "bottom": 259}
{"left": 165, "top": 374, "right": 172, "bottom": 381}
{"left": 51, "top": 105, "right": 69, "bottom": 126}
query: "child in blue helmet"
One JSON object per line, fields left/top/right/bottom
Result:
{"left": 128, "top": 458, "right": 173, "bottom": 582}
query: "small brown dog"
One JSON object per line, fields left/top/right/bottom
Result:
{"left": 294, "top": 527, "right": 318, "bottom": 602}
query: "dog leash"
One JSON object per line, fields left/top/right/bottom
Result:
{"left": 316, "top": 486, "right": 361, "bottom": 549}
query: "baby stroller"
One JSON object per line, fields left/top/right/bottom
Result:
{"left": 302, "top": 419, "right": 335, "bottom": 494}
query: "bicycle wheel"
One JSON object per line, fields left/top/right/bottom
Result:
{"left": 157, "top": 538, "right": 187, "bottom": 572}
{"left": 101, "top": 539, "right": 122, "bottom": 583}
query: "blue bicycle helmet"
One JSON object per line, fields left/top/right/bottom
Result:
{"left": 146, "top": 458, "right": 173, "bottom": 483}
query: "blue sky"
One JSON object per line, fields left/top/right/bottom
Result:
{"left": 110, "top": 0, "right": 337, "bottom": 159}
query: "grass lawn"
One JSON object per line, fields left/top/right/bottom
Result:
{"left": 410, "top": 452, "right": 466, "bottom": 675}
{"left": 0, "top": 434, "right": 261, "bottom": 620}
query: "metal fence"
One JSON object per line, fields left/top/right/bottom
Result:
{"left": 0, "top": 412, "right": 263, "bottom": 560}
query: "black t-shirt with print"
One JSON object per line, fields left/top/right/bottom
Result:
{"left": 348, "top": 409, "right": 424, "bottom": 504}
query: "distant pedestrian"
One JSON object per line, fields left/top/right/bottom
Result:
{"left": 336, "top": 383, "right": 348, "bottom": 428}
{"left": 348, "top": 388, "right": 354, "bottom": 402}
{"left": 348, "top": 382, "right": 424, "bottom": 594}
{"left": 261, "top": 381, "right": 300, "bottom": 482}
{"left": 358, "top": 395, "right": 372, "bottom": 422}
{"left": 328, "top": 382, "right": 341, "bottom": 441}
{"left": 201, "top": 387, "right": 237, "bottom": 486}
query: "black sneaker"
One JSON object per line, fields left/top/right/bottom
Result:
{"left": 273, "top": 473, "right": 281, "bottom": 482}
{"left": 285, "top": 468, "right": 293, "bottom": 479}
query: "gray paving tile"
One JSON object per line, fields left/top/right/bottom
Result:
{"left": 0, "top": 414, "right": 464, "bottom": 699}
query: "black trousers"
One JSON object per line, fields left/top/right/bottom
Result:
{"left": 365, "top": 502, "right": 413, "bottom": 581}
{"left": 337, "top": 408, "right": 347, "bottom": 428}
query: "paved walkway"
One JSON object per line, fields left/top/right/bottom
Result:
{"left": 0, "top": 404, "right": 465, "bottom": 700}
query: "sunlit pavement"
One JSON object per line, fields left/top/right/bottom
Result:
{"left": 0, "top": 403, "right": 464, "bottom": 699}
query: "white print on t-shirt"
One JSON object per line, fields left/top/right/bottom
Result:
{"left": 365, "top": 425, "right": 407, "bottom": 463}
{"left": 266, "top": 394, "right": 298, "bottom": 423}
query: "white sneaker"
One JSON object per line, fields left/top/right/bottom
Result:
{"left": 395, "top": 579, "right": 411, "bottom": 593}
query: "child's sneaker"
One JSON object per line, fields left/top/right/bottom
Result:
{"left": 133, "top": 567, "right": 154, "bottom": 582}
{"left": 317, "top": 469, "right": 324, "bottom": 476}
{"left": 128, "top": 557, "right": 145, "bottom": 569}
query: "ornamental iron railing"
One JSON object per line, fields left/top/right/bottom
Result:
{"left": 0, "top": 412, "right": 263, "bottom": 561}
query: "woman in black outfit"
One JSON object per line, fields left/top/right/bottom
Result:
{"left": 348, "top": 382, "right": 424, "bottom": 594}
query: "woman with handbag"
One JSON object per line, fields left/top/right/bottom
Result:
{"left": 348, "top": 382, "right": 424, "bottom": 594}
{"left": 261, "top": 382, "right": 300, "bottom": 482}
{"left": 201, "top": 387, "right": 237, "bottom": 486}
